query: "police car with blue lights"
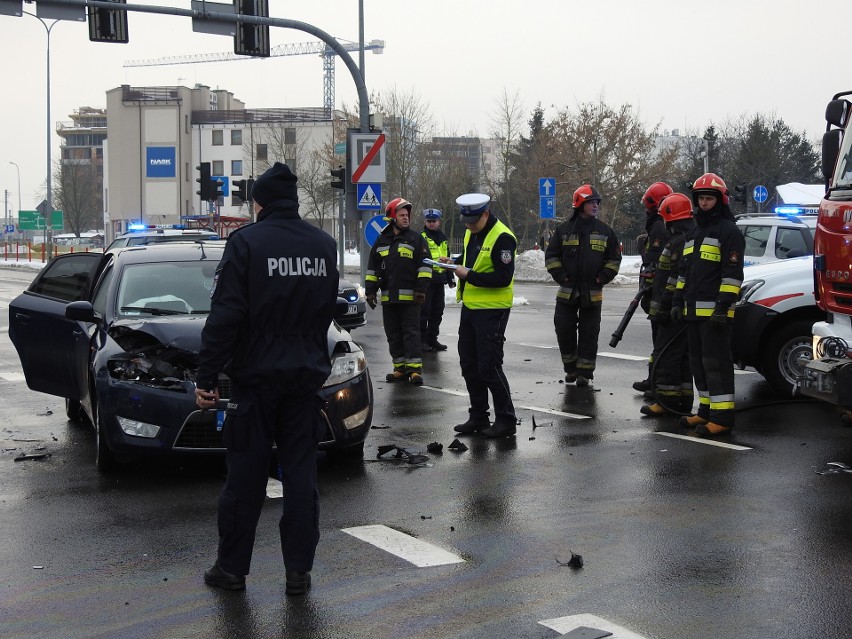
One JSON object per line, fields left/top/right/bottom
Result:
{"left": 736, "top": 206, "right": 817, "bottom": 266}
{"left": 106, "top": 224, "right": 220, "bottom": 250}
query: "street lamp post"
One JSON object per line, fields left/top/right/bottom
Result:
{"left": 9, "top": 161, "right": 21, "bottom": 229}
{"left": 24, "top": 12, "right": 58, "bottom": 257}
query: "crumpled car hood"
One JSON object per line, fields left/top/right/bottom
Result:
{"left": 109, "top": 316, "right": 208, "bottom": 353}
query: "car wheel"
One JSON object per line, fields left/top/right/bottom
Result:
{"left": 761, "top": 319, "right": 815, "bottom": 396}
{"left": 65, "top": 398, "right": 83, "bottom": 422}
{"left": 94, "top": 403, "right": 118, "bottom": 473}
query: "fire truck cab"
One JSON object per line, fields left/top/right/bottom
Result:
{"left": 798, "top": 93, "right": 852, "bottom": 406}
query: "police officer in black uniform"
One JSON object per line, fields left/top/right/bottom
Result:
{"left": 195, "top": 162, "right": 338, "bottom": 595}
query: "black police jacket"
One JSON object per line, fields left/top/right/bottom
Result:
{"left": 196, "top": 199, "right": 339, "bottom": 393}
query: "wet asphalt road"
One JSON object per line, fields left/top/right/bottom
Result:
{"left": 1, "top": 267, "right": 852, "bottom": 639}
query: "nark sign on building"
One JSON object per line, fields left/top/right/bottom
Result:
{"left": 146, "top": 147, "right": 176, "bottom": 178}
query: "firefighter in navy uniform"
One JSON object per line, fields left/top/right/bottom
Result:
{"left": 633, "top": 181, "right": 674, "bottom": 394}
{"left": 639, "top": 193, "right": 696, "bottom": 417}
{"left": 441, "top": 193, "right": 518, "bottom": 438}
{"left": 420, "top": 208, "right": 456, "bottom": 352}
{"left": 365, "top": 198, "right": 432, "bottom": 384}
{"left": 671, "top": 173, "right": 745, "bottom": 437}
{"left": 194, "top": 162, "right": 339, "bottom": 596}
{"left": 545, "top": 185, "right": 621, "bottom": 386}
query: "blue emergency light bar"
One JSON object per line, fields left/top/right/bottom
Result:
{"left": 126, "top": 224, "right": 187, "bottom": 232}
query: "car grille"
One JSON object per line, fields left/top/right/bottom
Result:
{"left": 173, "top": 407, "right": 334, "bottom": 450}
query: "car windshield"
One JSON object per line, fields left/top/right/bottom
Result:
{"left": 117, "top": 260, "right": 218, "bottom": 317}
{"left": 833, "top": 123, "right": 852, "bottom": 188}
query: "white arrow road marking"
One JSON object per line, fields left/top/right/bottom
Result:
{"left": 655, "top": 431, "right": 752, "bottom": 451}
{"left": 342, "top": 524, "right": 465, "bottom": 567}
{"left": 421, "top": 385, "right": 590, "bottom": 420}
{"left": 540, "top": 613, "right": 649, "bottom": 638}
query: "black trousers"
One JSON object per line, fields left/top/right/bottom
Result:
{"left": 420, "top": 280, "right": 447, "bottom": 343}
{"left": 458, "top": 307, "right": 515, "bottom": 424}
{"left": 554, "top": 301, "right": 602, "bottom": 378}
{"left": 650, "top": 320, "right": 693, "bottom": 411}
{"left": 687, "top": 319, "right": 736, "bottom": 427}
{"left": 383, "top": 303, "right": 423, "bottom": 372}
{"left": 216, "top": 386, "right": 324, "bottom": 576}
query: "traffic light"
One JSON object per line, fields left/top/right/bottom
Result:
{"left": 88, "top": 0, "right": 129, "bottom": 43}
{"left": 233, "top": 179, "right": 247, "bottom": 202}
{"left": 733, "top": 184, "right": 747, "bottom": 203}
{"left": 234, "top": 0, "right": 270, "bottom": 57}
{"left": 196, "top": 162, "right": 214, "bottom": 201}
{"left": 330, "top": 166, "right": 345, "bottom": 190}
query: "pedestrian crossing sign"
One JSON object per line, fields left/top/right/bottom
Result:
{"left": 357, "top": 183, "right": 382, "bottom": 211}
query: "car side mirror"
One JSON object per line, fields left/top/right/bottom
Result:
{"left": 335, "top": 296, "right": 350, "bottom": 319}
{"left": 65, "top": 300, "right": 98, "bottom": 323}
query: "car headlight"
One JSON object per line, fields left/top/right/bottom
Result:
{"left": 737, "top": 279, "right": 764, "bottom": 305}
{"left": 324, "top": 348, "right": 367, "bottom": 387}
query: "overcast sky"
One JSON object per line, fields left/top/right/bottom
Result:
{"left": 0, "top": 0, "right": 842, "bottom": 212}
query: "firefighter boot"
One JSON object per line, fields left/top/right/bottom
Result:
{"left": 679, "top": 414, "right": 708, "bottom": 428}
{"left": 632, "top": 378, "right": 651, "bottom": 393}
{"left": 695, "top": 422, "right": 731, "bottom": 437}
{"left": 385, "top": 370, "right": 407, "bottom": 382}
{"left": 640, "top": 403, "right": 669, "bottom": 416}
{"left": 408, "top": 372, "right": 424, "bottom": 385}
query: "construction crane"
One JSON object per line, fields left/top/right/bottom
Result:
{"left": 123, "top": 38, "right": 385, "bottom": 116}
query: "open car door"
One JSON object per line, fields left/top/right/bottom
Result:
{"left": 9, "top": 253, "right": 105, "bottom": 400}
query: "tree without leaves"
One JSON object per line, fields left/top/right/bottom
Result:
{"left": 485, "top": 88, "right": 525, "bottom": 230}
{"left": 52, "top": 160, "right": 102, "bottom": 236}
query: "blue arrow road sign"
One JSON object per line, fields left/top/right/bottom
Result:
{"left": 540, "top": 196, "right": 556, "bottom": 219}
{"left": 539, "top": 178, "right": 556, "bottom": 197}
{"left": 753, "top": 185, "right": 768, "bottom": 203}
{"left": 364, "top": 214, "right": 388, "bottom": 246}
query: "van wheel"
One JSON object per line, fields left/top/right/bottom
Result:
{"left": 761, "top": 319, "right": 815, "bottom": 396}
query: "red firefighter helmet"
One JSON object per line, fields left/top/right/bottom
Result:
{"left": 642, "top": 182, "right": 673, "bottom": 211}
{"left": 572, "top": 184, "right": 602, "bottom": 209}
{"left": 691, "top": 173, "right": 729, "bottom": 205}
{"left": 385, "top": 197, "right": 413, "bottom": 220}
{"left": 658, "top": 193, "right": 694, "bottom": 223}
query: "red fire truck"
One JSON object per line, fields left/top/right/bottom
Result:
{"left": 799, "top": 92, "right": 852, "bottom": 406}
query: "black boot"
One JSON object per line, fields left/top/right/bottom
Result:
{"left": 429, "top": 340, "right": 448, "bottom": 351}
{"left": 454, "top": 417, "right": 490, "bottom": 434}
{"left": 481, "top": 419, "right": 517, "bottom": 438}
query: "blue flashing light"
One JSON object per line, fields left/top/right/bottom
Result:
{"left": 127, "top": 223, "right": 147, "bottom": 231}
{"left": 775, "top": 206, "right": 803, "bottom": 216}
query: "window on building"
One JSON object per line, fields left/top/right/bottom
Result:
{"left": 231, "top": 160, "right": 243, "bottom": 176}
{"left": 212, "top": 160, "right": 224, "bottom": 176}
{"left": 285, "top": 128, "right": 296, "bottom": 144}
{"left": 212, "top": 130, "right": 223, "bottom": 146}
{"left": 285, "top": 158, "right": 296, "bottom": 173}
{"left": 231, "top": 129, "right": 242, "bottom": 145}
{"left": 256, "top": 143, "right": 267, "bottom": 161}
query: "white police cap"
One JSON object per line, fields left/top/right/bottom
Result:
{"left": 456, "top": 193, "right": 490, "bottom": 218}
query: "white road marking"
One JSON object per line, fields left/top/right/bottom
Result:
{"left": 0, "top": 371, "right": 25, "bottom": 382}
{"left": 540, "top": 613, "right": 648, "bottom": 638}
{"left": 421, "top": 386, "right": 590, "bottom": 420}
{"left": 655, "top": 431, "right": 752, "bottom": 451}
{"left": 266, "top": 477, "right": 283, "bottom": 499}
{"left": 341, "top": 524, "right": 465, "bottom": 567}
{"left": 599, "top": 352, "right": 649, "bottom": 362}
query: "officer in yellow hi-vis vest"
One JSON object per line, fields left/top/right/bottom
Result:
{"left": 420, "top": 208, "right": 456, "bottom": 352}
{"left": 439, "top": 193, "right": 518, "bottom": 438}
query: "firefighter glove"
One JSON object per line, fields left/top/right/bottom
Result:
{"left": 414, "top": 291, "right": 426, "bottom": 305}
{"left": 670, "top": 306, "right": 683, "bottom": 322}
{"left": 366, "top": 293, "right": 377, "bottom": 310}
{"left": 709, "top": 310, "right": 728, "bottom": 330}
